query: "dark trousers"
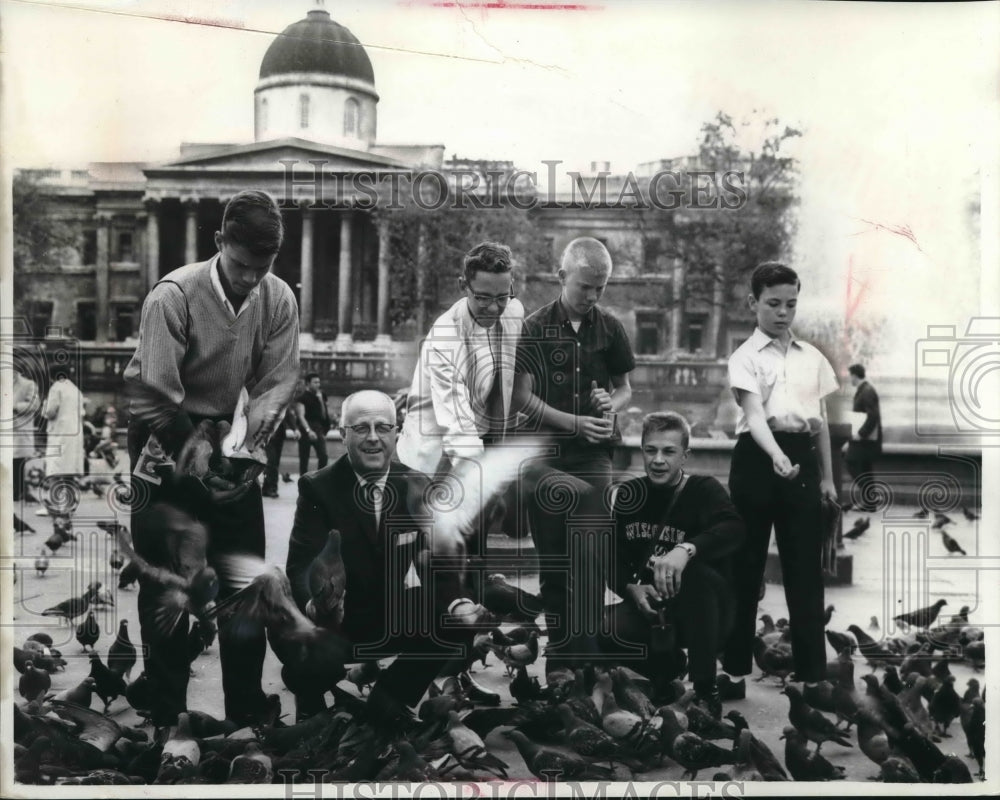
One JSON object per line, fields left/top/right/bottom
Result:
{"left": 298, "top": 427, "right": 328, "bottom": 475}
{"left": 12, "top": 457, "right": 26, "bottom": 501}
{"left": 527, "top": 447, "right": 613, "bottom": 671}
{"left": 845, "top": 441, "right": 879, "bottom": 508}
{"left": 722, "top": 433, "right": 827, "bottom": 683}
{"left": 263, "top": 427, "right": 286, "bottom": 492}
{"left": 294, "top": 607, "right": 474, "bottom": 719}
{"left": 598, "top": 560, "right": 734, "bottom": 690}
{"left": 128, "top": 418, "right": 269, "bottom": 725}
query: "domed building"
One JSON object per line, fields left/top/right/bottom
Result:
{"left": 19, "top": 6, "right": 445, "bottom": 354}
{"left": 254, "top": 8, "right": 379, "bottom": 150}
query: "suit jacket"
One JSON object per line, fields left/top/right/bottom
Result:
{"left": 852, "top": 380, "right": 882, "bottom": 451}
{"left": 396, "top": 297, "right": 524, "bottom": 475}
{"left": 286, "top": 454, "right": 454, "bottom": 643}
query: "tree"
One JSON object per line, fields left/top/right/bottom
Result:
{"left": 11, "top": 172, "right": 77, "bottom": 270}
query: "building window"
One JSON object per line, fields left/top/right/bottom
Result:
{"left": 344, "top": 97, "right": 359, "bottom": 137}
{"left": 300, "top": 94, "right": 310, "bottom": 129}
{"left": 635, "top": 310, "right": 663, "bottom": 356}
{"left": 82, "top": 230, "right": 97, "bottom": 265}
{"left": 26, "top": 301, "right": 53, "bottom": 337}
{"left": 77, "top": 301, "right": 96, "bottom": 341}
{"left": 112, "top": 304, "right": 136, "bottom": 341}
{"left": 686, "top": 315, "right": 707, "bottom": 354}
{"left": 117, "top": 231, "right": 133, "bottom": 262}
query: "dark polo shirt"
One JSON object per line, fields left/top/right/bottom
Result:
{"left": 515, "top": 298, "right": 635, "bottom": 447}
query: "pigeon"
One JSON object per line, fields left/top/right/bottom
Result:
{"left": 752, "top": 635, "right": 794, "bottom": 684}
{"left": 52, "top": 677, "right": 98, "bottom": 708}
{"left": 963, "top": 639, "right": 985, "bottom": 670}
{"left": 34, "top": 550, "right": 49, "bottom": 577}
{"left": 825, "top": 628, "right": 854, "bottom": 656}
{"left": 960, "top": 696, "right": 985, "bottom": 779}
{"left": 931, "top": 754, "right": 974, "bottom": 783}
{"left": 962, "top": 678, "right": 980, "bottom": 703}
{"left": 443, "top": 710, "right": 508, "bottom": 778}
{"left": 556, "top": 705, "right": 632, "bottom": 767}
{"left": 156, "top": 713, "right": 200, "bottom": 784}
{"left": 482, "top": 574, "right": 545, "bottom": 623}
{"left": 509, "top": 665, "right": 542, "bottom": 705}
{"left": 780, "top": 726, "right": 846, "bottom": 780}
{"left": 879, "top": 755, "right": 921, "bottom": 782}
{"left": 940, "top": 529, "right": 966, "bottom": 556}
{"left": 111, "top": 504, "right": 219, "bottom": 637}
{"left": 894, "top": 721, "right": 948, "bottom": 781}
{"left": 669, "top": 726, "right": 737, "bottom": 780}
{"left": 117, "top": 560, "right": 141, "bottom": 590}
{"left": 882, "top": 665, "right": 904, "bottom": 695}
{"left": 282, "top": 472, "right": 293, "bottom": 483}
{"left": 782, "top": 685, "right": 852, "bottom": 753}
{"left": 109, "top": 549, "right": 124, "bottom": 571}
{"left": 894, "top": 599, "right": 947, "bottom": 630}
{"left": 304, "top": 529, "right": 347, "bottom": 630}
{"left": 856, "top": 708, "right": 891, "bottom": 768}
{"left": 498, "top": 631, "right": 539, "bottom": 676}
{"left": 346, "top": 661, "right": 382, "bottom": 696}
{"left": 75, "top": 609, "right": 100, "bottom": 651}
{"left": 18, "top": 662, "right": 51, "bottom": 701}
{"left": 594, "top": 670, "right": 644, "bottom": 740}
{"left": 610, "top": 666, "right": 656, "bottom": 721}
{"left": 914, "top": 506, "right": 929, "bottom": 519}
{"left": 927, "top": 675, "right": 961, "bottom": 737}
{"left": 107, "top": 620, "right": 137, "bottom": 680}
{"left": 823, "top": 604, "right": 835, "bottom": 626}
{"left": 869, "top": 615, "right": 880, "bottom": 632}
{"left": 931, "top": 513, "right": 953, "bottom": 530}
{"left": 844, "top": 517, "right": 870, "bottom": 539}
{"left": 504, "top": 729, "right": 613, "bottom": 781}
{"left": 41, "top": 588, "right": 94, "bottom": 625}
{"left": 227, "top": 741, "right": 273, "bottom": 783}
{"left": 381, "top": 740, "right": 444, "bottom": 782}
{"left": 848, "top": 624, "right": 902, "bottom": 669}
{"left": 724, "top": 711, "right": 788, "bottom": 780}
{"left": 88, "top": 651, "right": 127, "bottom": 713}
{"left": 961, "top": 506, "right": 979, "bottom": 521}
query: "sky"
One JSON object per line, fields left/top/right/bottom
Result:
{"left": 2, "top": 0, "right": 999, "bottom": 378}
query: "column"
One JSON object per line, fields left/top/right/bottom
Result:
{"left": 415, "top": 222, "right": 428, "bottom": 336}
{"left": 669, "top": 257, "right": 685, "bottom": 352}
{"left": 299, "top": 206, "right": 315, "bottom": 336}
{"left": 95, "top": 214, "right": 111, "bottom": 343}
{"left": 374, "top": 215, "right": 392, "bottom": 344}
{"left": 144, "top": 198, "right": 160, "bottom": 293}
{"left": 183, "top": 198, "right": 198, "bottom": 265}
{"left": 707, "top": 265, "right": 725, "bottom": 358}
{"left": 335, "top": 210, "right": 354, "bottom": 344}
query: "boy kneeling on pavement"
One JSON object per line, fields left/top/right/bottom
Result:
{"left": 601, "top": 412, "right": 745, "bottom": 718}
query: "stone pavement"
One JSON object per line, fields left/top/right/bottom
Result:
{"left": 6, "top": 478, "right": 990, "bottom": 786}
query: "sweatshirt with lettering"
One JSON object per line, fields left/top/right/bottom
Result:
{"left": 610, "top": 473, "right": 745, "bottom": 597}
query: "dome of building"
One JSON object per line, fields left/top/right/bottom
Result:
{"left": 259, "top": 9, "right": 374, "bottom": 85}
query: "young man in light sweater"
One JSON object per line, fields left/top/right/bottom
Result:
{"left": 123, "top": 190, "right": 300, "bottom": 727}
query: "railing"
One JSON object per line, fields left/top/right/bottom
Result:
{"left": 631, "top": 358, "right": 728, "bottom": 389}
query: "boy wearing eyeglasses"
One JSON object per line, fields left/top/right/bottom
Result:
{"left": 396, "top": 241, "right": 524, "bottom": 475}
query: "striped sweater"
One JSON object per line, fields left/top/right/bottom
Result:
{"left": 123, "top": 258, "right": 300, "bottom": 455}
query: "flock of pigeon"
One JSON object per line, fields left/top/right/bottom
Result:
{"left": 9, "top": 485, "right": 989, "bottom": 786}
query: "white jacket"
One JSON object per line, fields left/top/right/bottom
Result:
{"left": 396, "top": 297, "right": 524, "bottom": 475}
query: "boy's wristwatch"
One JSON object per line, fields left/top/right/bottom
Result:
{"left": 675, "top": 542, "right": 696, "bottom": 559}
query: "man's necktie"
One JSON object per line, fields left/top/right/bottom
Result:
{"left": 363, "top": 482, "right": 382, "bottom": 529}
{"left": 483, "top": 325, "right": 506, "bottom": 445}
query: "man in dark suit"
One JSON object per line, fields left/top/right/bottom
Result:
{"left": 285, "top": 390, "right": 490, "bottom": 724}
{"left": 844, "top": 363, "right": 882, "bottom": 511}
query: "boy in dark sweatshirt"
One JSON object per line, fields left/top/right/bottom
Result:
{"left": 603, "top": 411, "right": 745, "bottom": 717}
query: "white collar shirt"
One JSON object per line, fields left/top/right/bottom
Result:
{"left": 728, "top": 327, "right": 838, "bottom": 436}
{"left": 209, "top": 254, "right": 260, "bottom": 319}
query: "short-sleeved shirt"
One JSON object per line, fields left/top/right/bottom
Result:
{"left": 298, "top": 390, "right": 330, "bottom": 432}
{"left": 728, "top": 327, "right": 838, "bottom": 436}
{"left": 515, "top": 298, "right": 636, "bottom": 438}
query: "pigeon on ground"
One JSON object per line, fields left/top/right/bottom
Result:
{"left": 780, "top": 726, "right": 846, "bottom": 781}
{"left": 34, "top": 551, "right": 49, "bottom": 578}
{"left": 844, "top": 517, "right": 870, "bottom": 540}
{"left": 504, "top": 729, "right": 613, "bottom": 781}
{"left": 894, "top": 599, "right": 948, "bottom": 630}
{"left": 931, "top": 513, "right": 953, "bottom": 530}
{"left": 752, "top": 635, "right": 794, "bottom": 684}
{"left": 75, "top": 610, "right": 100, "bottom": 651}
{"left": 869, "top": 615, "right": 880, "bottom": 632}
{"left": 960, "top": 696, "right": 985, "bottom": 779}
{"left": 107, "top": 620, "right": 137, "bottom": 680}
{"left": 14, "top": 513, "right": 35, "bottom": 534}
{"left": 483, "top": 573, "right": 545, "bottom": 623}
{"left": 724, "top": 711, "right": 789, "bottom": 780}
{"left": 961, "top": 506, "right": 979, "bottom": 521}
{"left": 782, "top": 685, "right": 853, "bottom": 753}
{"left": 88, "top": 651, "right": 127, "bottom": 713}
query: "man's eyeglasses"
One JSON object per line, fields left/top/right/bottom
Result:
{"left": 468, "top": 287, "right": 515, "bottom": 309}
{"left": 346, "top": 422, "right": 397, "bottom": 437}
